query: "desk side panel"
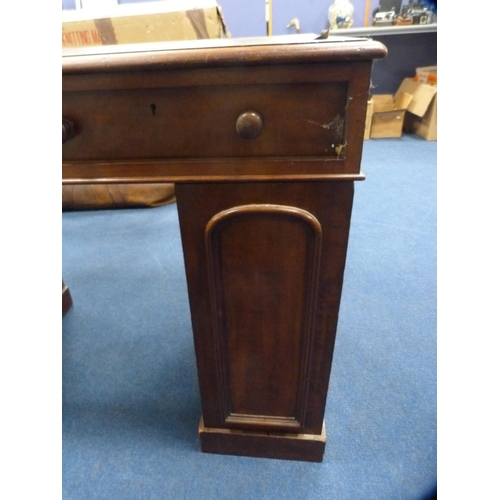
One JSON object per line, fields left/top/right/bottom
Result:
{"left": 176, "top": 181, "right": 354, "bottom": 435}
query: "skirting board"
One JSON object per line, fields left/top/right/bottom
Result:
{"left": 198, "top": 417, "right": 326, "bottom": 462}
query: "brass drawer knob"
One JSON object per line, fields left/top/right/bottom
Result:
{"left": 62, "top": 118, "right": 75, "bottom": 144}
{"left": 236, "top": 111, "right": 263, "bottom": 139}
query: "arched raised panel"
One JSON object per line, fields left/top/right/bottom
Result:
{"left": 205, "top": 204, "right": 322, "bottom": 431}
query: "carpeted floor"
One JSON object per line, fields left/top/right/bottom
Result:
{"left": 62, "top": 134, "right": 436, "bottom": 499}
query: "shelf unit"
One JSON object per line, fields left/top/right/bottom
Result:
{"left": 330, "top": 24, "right": 437, "bottom": 37}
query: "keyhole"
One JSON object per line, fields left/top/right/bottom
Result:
{"left": 150, "top": 103, "right": 156, "bottom": 116}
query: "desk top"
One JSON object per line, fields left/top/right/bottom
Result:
{"left": 62, "top": 34, "right": 387, "bottom": 74}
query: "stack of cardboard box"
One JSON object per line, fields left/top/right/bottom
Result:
{"left": 403, "top": 66, "right": 437, "bottom": 141}
{"left": 365, "top": 66, "right": 437, "bottom": 141}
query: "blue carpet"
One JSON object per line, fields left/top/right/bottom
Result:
{"left": 62, "top": 134, "right": 436, "bottom": 499}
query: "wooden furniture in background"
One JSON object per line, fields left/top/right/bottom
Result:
{"left": 62, "top": 280, "right": 73, "bottom": 316}
{"left": 62, "top": 35, "right": 386, "bottom": 461}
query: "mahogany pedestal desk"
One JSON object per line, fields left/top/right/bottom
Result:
{"left": 62, "top": 35, "right": 387, "bottom": 462}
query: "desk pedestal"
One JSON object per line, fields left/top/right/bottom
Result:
{"left": 176, "top": 181, "right": 354, "bottom": 462}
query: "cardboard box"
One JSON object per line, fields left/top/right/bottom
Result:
{"left": 397, "top": 77, "right": 437, "bottom": 141}
{"left": 414, "top": 65, "right": 437, "bottom": 85}
{"left": 369, "top": 92, "right": 412, "bottom": 139}
{"left": 62, "top": 0, "right": 227, "bottom": 48}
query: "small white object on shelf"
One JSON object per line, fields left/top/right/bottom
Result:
{"left": 328, "top": 0, "right": 354, "bottom": 30}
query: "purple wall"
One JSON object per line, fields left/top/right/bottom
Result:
{"left": 217, "top": 0, "right": 266, "bottom": 38}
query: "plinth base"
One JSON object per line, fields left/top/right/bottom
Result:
{"left": 198, "top": 417, "right": 326, "bottom": 462}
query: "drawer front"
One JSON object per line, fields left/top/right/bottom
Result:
{"left": 62, "top": 82, "right": 348, "bottom": 161}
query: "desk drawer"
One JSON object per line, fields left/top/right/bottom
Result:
{"left": 62, "top": 82, "right": 348, "bottom": 161}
